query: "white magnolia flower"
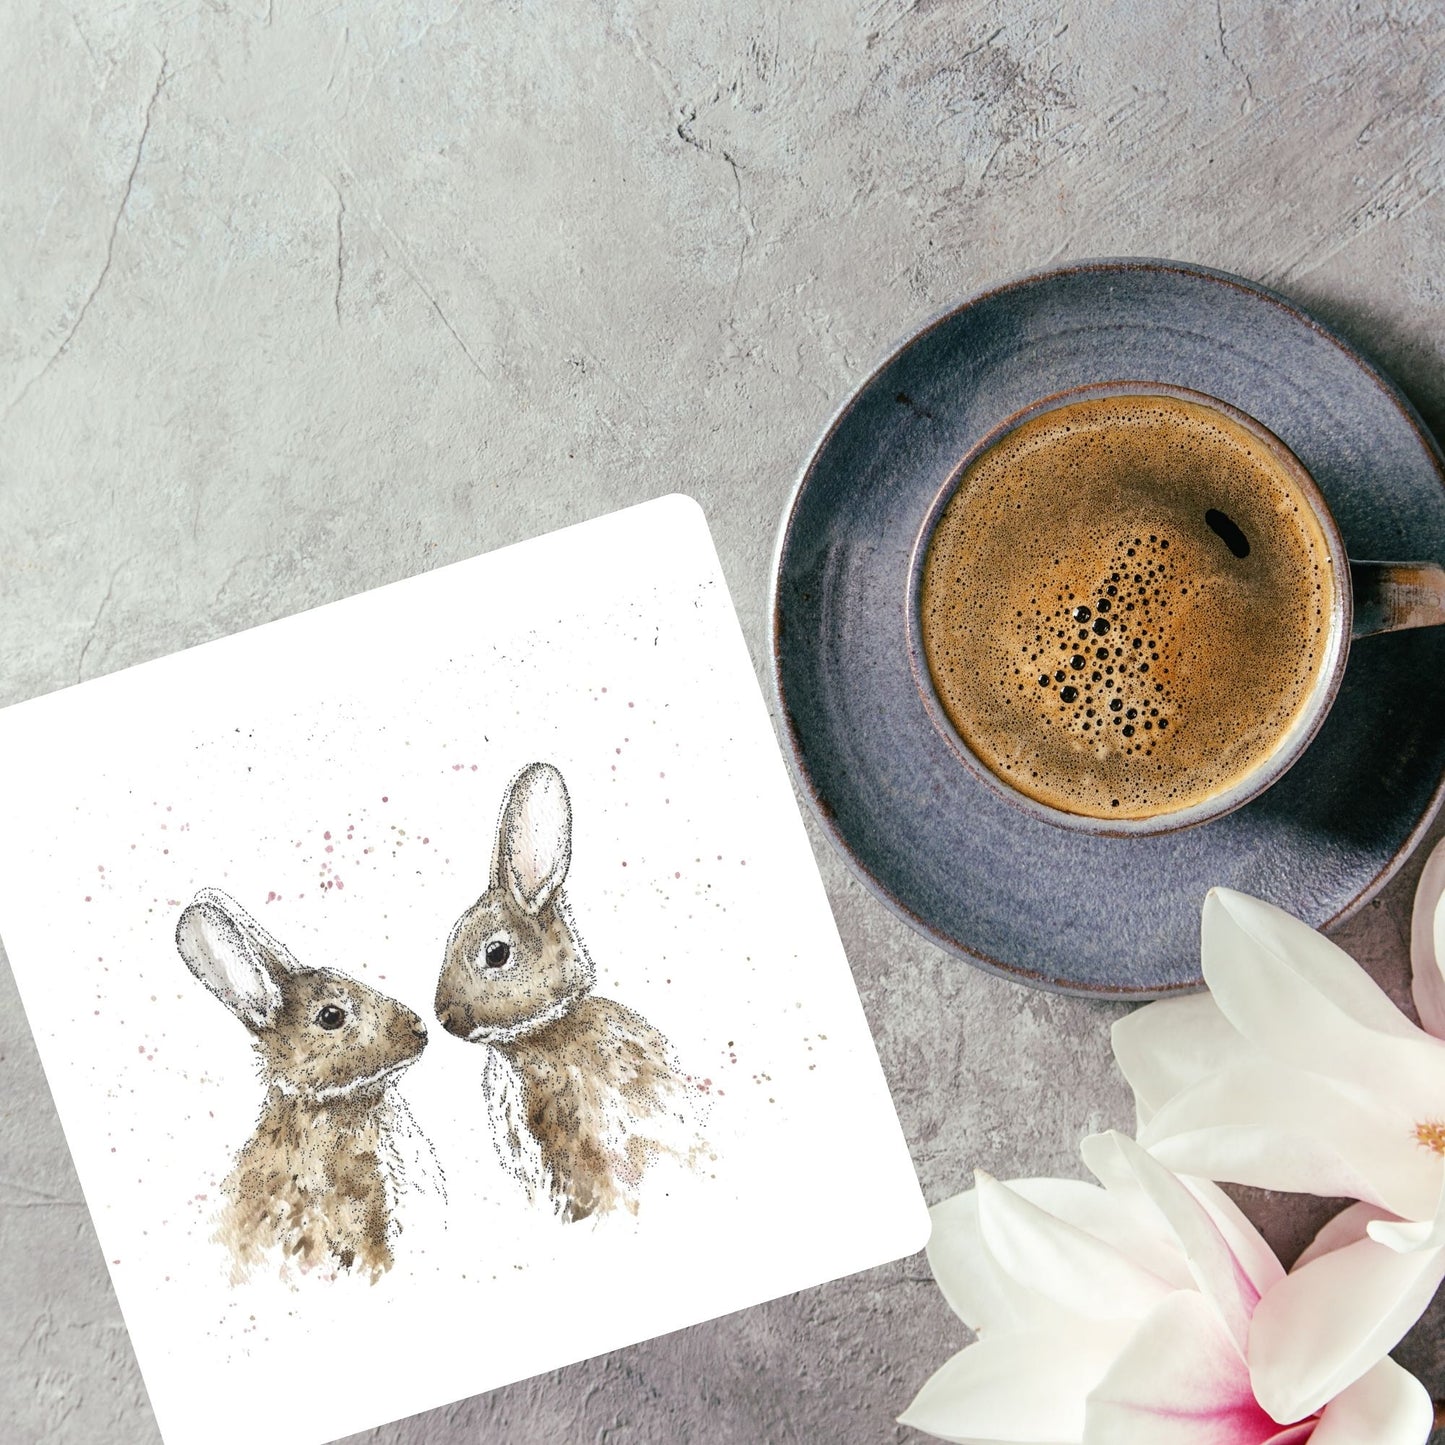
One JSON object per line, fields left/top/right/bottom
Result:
{"left": 900, "top": 1131, "right": 1429, "bottom": 1445}
{"left": 1112, "top": 842, "right": 1445, "bottom": 1421}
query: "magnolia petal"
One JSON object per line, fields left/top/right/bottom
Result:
{"left": 1294, "top": 1202, "right": 1398, "bottom": 1270}
{"left": 977, "top": 1174, "right": 1175, "bottom": 1321}
{"left": 1248, "top": 1233, "right": 1445, "bottom": 1421}
{"left": 1410, "top": 837, "right": 1445, "bottom": 1041}
{"left": 1084, "top": 1290, "right": 1278, "bottom": 1445}
{"left": 898, "top": 1322, "right": 1134, "bottom": 1444}
{"left": 1367, "top": 1171, "right": 1445, "bottom": 1253}
{"left": 1110, "top": 993, "right": 1247, "bottom": 1129}
{"left": 1178, "top": 1177, "right": 1286, "bottom": 1297}
{"left": 1138, "top": 1060, "right": 1436, "bottom": 1218}
{"left": 928, "top": 1189, "right": 1073, "bottom": 1335}
{"left": 1307, "top": 1354, "right": 1432, "bottom": 1445}
{"left": 1201, "top": 890, "right": 1445, "bottom": 1120}
{"left": 1080, "top": 1133, "right": 1261, "bottom": 1351}
{"left": 993, "top": 1176, "right": 1193, "bottom": 1294}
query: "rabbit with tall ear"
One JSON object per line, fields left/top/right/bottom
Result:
{"left": 435, "top": 762, "right": 706, "bottom": 1221}
{"left": 176, "top": 889, "right": 440, "bottom": 1282}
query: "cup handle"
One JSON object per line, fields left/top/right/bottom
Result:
{"left": 1350, "top": 561, "right": 1445, "bottom": 639}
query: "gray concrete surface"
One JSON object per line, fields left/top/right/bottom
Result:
{"left": 2, "top": 0, "right": 1443, "bottom": 1440}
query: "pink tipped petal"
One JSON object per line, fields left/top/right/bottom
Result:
{"left": 1201, "top": 891, "right": 1445, "bottom": 1120}
{"left": 1295, "top": 1202, "right": 1399, "bottom": 1270}
{"left": 1248, "top": 1234, "right": 1445, "bottom": 1421}
{"left": 1138, "top": 1061, "right": 1435, "bottom": 1218}
{"left": 1307, "top": 1355, "right": 1433, "bottom": 1445}
{"left": 1085, "top": 1291, "right": 1279, "bottom": 1445}
{"left": 1081, "top": 1134, "right": 1261, "bottom": 1351}
{"left": 1178, "top": 1177, "right": 1286, "bottom": 1297}
{"left": 898, "top": 1322, "right": 1135, "bottom": 1443}
{"left": 977, "top": 1174, "right": 1176, "bottom": 1321}
{"left": 1111, "top": 993, "right": 1246, "bottom": 1129}
{"left": 1411, "top": 838, "right": 1445, "bottom": 1040}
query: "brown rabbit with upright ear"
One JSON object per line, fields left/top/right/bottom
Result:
{"left": 435, "top": 762, "right": 704, "bottom": 1221}
{"left": 176, "top": 889, "right": 439, "bottom": 1282}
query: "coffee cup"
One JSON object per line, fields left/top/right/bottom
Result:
{"left": 907, "top": 381, "right": 1445, "bottom": 836}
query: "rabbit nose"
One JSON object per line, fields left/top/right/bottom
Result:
{"left": 411, "top": 1017, "right": 428, "bottom": 1040}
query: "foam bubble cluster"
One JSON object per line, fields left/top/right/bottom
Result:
{"left": 1016, "top": 532, "right": 1177, "bottom": 763}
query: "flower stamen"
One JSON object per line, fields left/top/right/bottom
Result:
{"left": 1414, "top": 1120, "right": 1445, "bottom": 1156}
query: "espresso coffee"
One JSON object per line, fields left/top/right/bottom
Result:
{"left": 918, "top": 394, "right": 1335, "bottom": 821}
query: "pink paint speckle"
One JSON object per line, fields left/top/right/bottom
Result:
{"left": 324, "top": 830, "right": 331, "bottom": 840}
{"left": 674, "top": 871, "right": 681, "bottom": 878}
{"left": 334, "top": 879, "right": 344, "bottom": 891}
{"left": 84, "top": 895, "right": 92, "bottom": 902}
{"left": 615, "top": 747, "right": 621, "bottom": 755}
{"left": 628, "top": 701, "right": 634, "bottom": 708}
{"left": 422, "top": 836, "right": 429, "bottom": 844}
{"left": 325, "top": 844, "right": 333, "bottom": 853}
{"left": 470, "top": 764, "right": 478, "bottom": 772}
{"left": 266, "top": 891, "right": 277, "bottom": 903}
{"left": 601, "top": 686, "right": 608, "bottom": 693}
{"left": 382, "top": 795, "right": 389, "bottom": 803}
{"left": 621, "top": 861, "right": 628, "bottom": 867}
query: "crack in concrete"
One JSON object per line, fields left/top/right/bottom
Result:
{"left": 6, "top": 52, "right": 170, "bottom": 418}
{"left": 75, "top": 555, "right": 134, "bottom": 685}
{"left": 1214, "top": 0, "right": 1255, "bottom": 106}
{"left": 212, "top": 553, "right": 258, "bottom": 606}
{"left": 326, "top": 154, "right": 493, "bottom": 379}
{"left": 334, "top": 184, "right": 346, "bottom": 326}
{"left": 676, "top": 107, "right": 755, "bottom": 301}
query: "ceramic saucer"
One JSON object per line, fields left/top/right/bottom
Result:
{"left": 770, "top": 259, "right": 1445, "bottom": 997}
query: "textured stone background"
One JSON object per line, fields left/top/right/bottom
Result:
{"left": 2, "top": 0, "right": 1443, "bottom": 1440}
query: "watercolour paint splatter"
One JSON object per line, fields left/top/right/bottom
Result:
{"left": 436, "top": 763, "right": 710, "bottom": 1220}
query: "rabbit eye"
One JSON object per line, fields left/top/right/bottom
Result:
{"left": 484, "top": 940, "right": 511, "bottom": 968}
{"left": 316, "top": 1004, "right": 347, "bottom": 1030}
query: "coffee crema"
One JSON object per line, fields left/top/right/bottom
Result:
{"left": 918, "top": 394, "right": 1335, "bottom": 821}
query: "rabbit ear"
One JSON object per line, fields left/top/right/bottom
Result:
{"left": 492, "top": 763, "right": 572, "bottom": 915}
{"left": 176, "top": 888, "right": 290, "bottom": 1030}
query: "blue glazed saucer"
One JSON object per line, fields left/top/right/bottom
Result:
{"left": 770, "top": 259, "right": 1445, "bottom": 998}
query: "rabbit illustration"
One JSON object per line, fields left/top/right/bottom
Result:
{"left": 435, "top": 762, "right": 705, "bottom": 1221}
{"left": 176, "top": 888, "right": 440, "bottom": 1282}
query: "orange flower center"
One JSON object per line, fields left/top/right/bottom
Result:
{"left": 1415, "top": 1120, "right": 1445, "bottom": 1156}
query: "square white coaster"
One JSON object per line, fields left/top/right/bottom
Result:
{"left": 0, "top": 496, "right": 927, "bottom": 1445}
